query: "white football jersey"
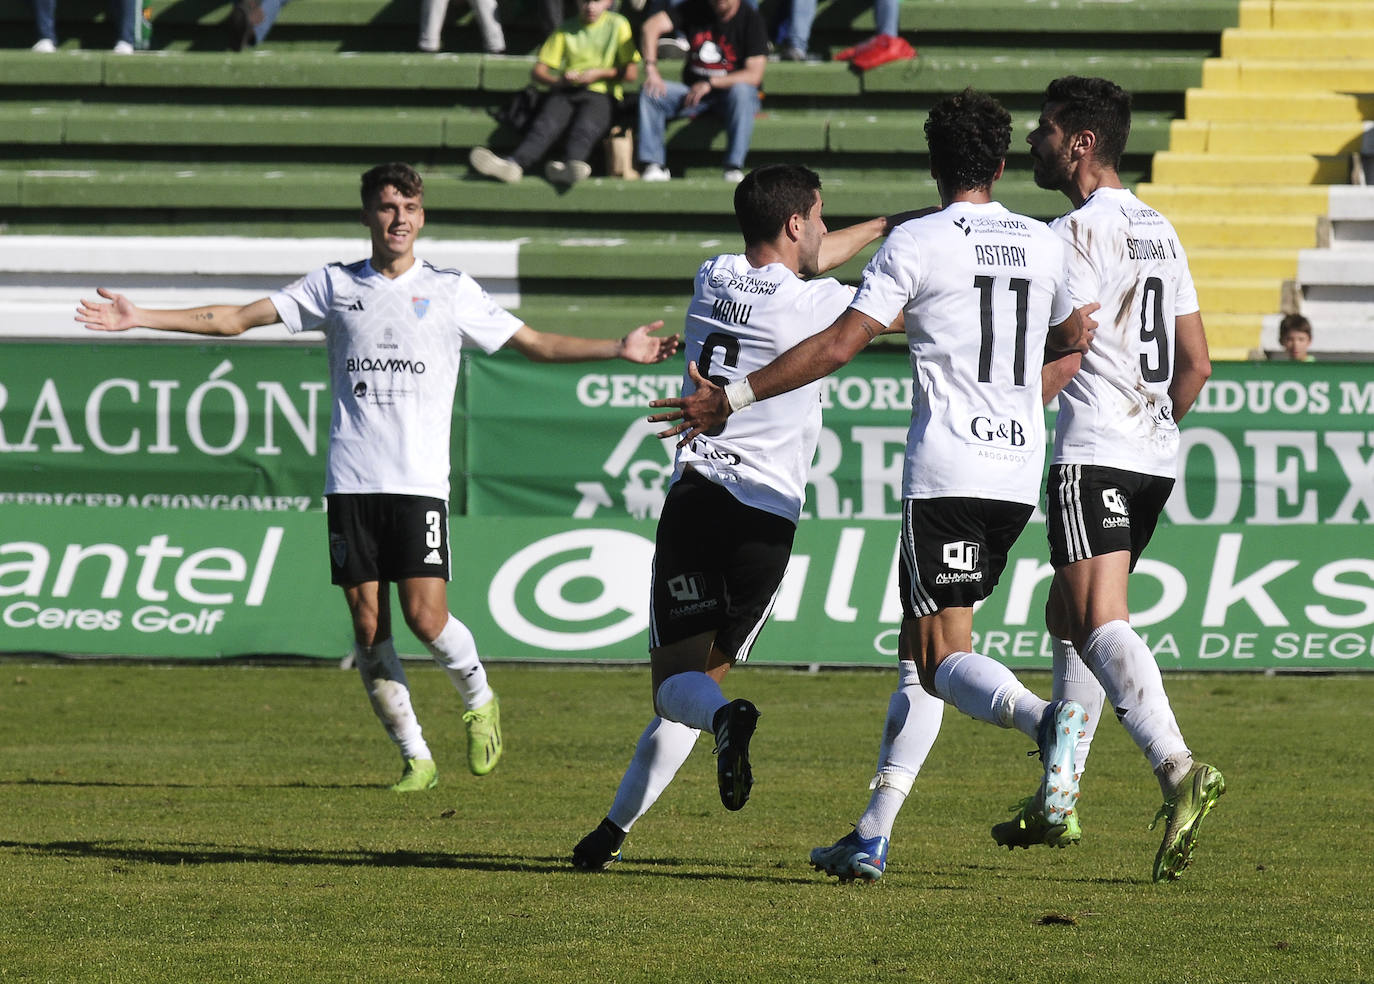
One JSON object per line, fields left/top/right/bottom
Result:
{"left": 1049, "top": 187, "right": 1201, "bottom": 478}
{"left": 675, "top": 254, "right": 854, "bottom": 523}
{"left": 271, "top": 258, "right": 523, "bottom": 498}
{"left": 851, "top": 201, "right": 1072, "bottom": 506}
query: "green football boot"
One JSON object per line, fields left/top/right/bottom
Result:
{"left": 1151, "top": 762, "right": 1226, "bottom": 882}
{"left": 390, "top": 757, "right": 438, "bottom": 792}
{"left": 462, "top": 694, "right": 503, "bottom": 776}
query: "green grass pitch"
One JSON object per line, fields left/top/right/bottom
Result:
{"left": 0, "top": 661, "right": 1369, "bottom": 983}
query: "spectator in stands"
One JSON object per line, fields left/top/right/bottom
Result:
{"left": 419, "top": 0, "right": 506, "bottom": 54}
{"left": 31, "top": 0, "right": 139, "bottom": 52}
{"left": 636, "top": 0, "right": 768, "bottom": 183}
{"left": 469, "top": 0, "right": 640, "bottom": 186}
{"left": 778, "top": 0, "right": 909, "bottom": 65}
{"left": 225, "top": 0, "right": 293, "bottom": 51}
{"left": 1278, "top": 313, "right": 1315, "bottom": 362}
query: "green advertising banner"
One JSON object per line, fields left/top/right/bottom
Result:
{"left": 3, "top": 508, "right": 1371, "bottom": 670}
{"left": 2, "top": 342, "right": 1371, "bottom": 668}
{"left": 0, "top": 341, "right": 333, "bottom": 513}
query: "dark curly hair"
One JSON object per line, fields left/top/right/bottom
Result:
{"left": 360, "top": 162, "right": 424, "bottom": 207}
{"left": 734, "top": 164, "right": 822, "bottom": 247}
{"left": 924, "top": 89, "right": 1011, "bottom": 195}
{"left": 1043, "top": 76, "right": 1132, "bottom": 171}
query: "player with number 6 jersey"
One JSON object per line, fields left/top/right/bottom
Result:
{"left": 571, "top": 164, "right": 917, "bottom": 872}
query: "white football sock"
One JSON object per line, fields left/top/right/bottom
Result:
{"left": 654, "top": 671, "right": 728, "bottom": 732}
{"left": 854, "top": 660, "right": 944, "bottom": 841}
{"left": 1082, "top": 619, "right": 1191, "bottom": 794}
{"left": 355, "top": 638, "right": 431, "bottom": 761}
{"left": 1053, "top": 637, "right": 1104, "bottom": 779}
{"left": 424, "top": 615, "right": 493, "bottom": 710}
{"left": 934, "top": 650, "right": 1048, "bottom": 740}
{"left": 606, "top": 717, "right": 701, "bottom": 832}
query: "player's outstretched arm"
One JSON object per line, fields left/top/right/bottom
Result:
{"left": 504, "top": 321, "right": 679, "bottom": 364}
{"left": 1169, "top": 311, "right": 1211, "bottom": 422}
{"left": 76, "top": 288, "right": 281, "bottom": 337}
{"left": 649, "top": 306, "right": 879, "bottom": 443}
{"left": 815, "top": 207, "right": 937, "bottom": 275}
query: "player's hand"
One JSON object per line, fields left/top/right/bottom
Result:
{"left": 648, "top": 361, "right": 729, "bottom": 444}
{"left": 1071, "top": 302, "right": 1099, "bottom": 352}
{"left": 75, "top": 287, "right": 140, "bottom": 331}
{"left": 619, "top": 320, "right": 680, "bottom": 363}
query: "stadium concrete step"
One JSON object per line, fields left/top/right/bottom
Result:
{"left": 1170, "top": 214, "right": 1319, "bottom": 251}
{"left": 0, "top": 46, "right": 1213, "bottom": 94}
{"left": 1202, "top": 57, "right": 1374, "bottom": 91}
{"left": 1323, "top": 185, "right": 1374, "bottom": 247}
{"left": 1135, "top": 183, "right": 1331, "bottom": 219}
{"left": 0, "top": 100, "right": 1178, "bottom": 158}
{"left": 1203, "top": 312, "right": 1268, "bottom": 358}
{"left": 1151, "top": 152, "right": 1350, "bottom": 186}
{"left": 1239, "top": 0, "right": 1374, "bottom": 31}
{"left": 1184, "top": 88, "right": 1374, "bottom": 124}
{"left": 1194, "top": 278, "right": 1284, "bottom": 316}
{"left": 1219, "top": 28, "right": 1374, "bottom": 60}
{"left": 0, "top": 162, "right": 1096, "bottom": 226}
{"left": 1188, "top": 248, "right": 1299, "bottom": 281}
{"left": 1168, "top": 120, "right": 1373, "bottom": 156}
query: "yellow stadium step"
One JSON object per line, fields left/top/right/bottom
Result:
{"left": 1203, "top": 58, "right": 1374, "bottom": 91}
{"left": 1221, "top": 29, "right": 1374, "bottom": 60}
{"left": 1239, "top": 0, "right": 1374, "bottom": 32}
{"left": 1152, "top": 152, "right": 1348, "bottom": 186}
{"left": 1203, "top": 312, "right": 1267, "bottom": 357}
{"left": 1188, "top": 248, "right": 1299, "bottom": 281}
{"left": 1171, "top": 214, "right": 1318, "bottom": 250}
{"left": 1185, "top": 88, "right": 1374, "bottom": 123}
{"left": 1135, "top": 183, "right": 1330, "bottom": 218}
{"left": 1195, "top": 278, "right": 1285, "bottom": 315}
{"left": 1169, "top": 120, "right": 1369, "bottom": 155}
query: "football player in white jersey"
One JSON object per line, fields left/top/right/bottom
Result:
{"left": 651, "top": 90, "right": 1096, "bottom": 883}
{"left": 571, "top": 164, "right": 917, "bottom": 870}
{"left": 76, "top": 161, "right": 679, "bottom": 792}
{"left": 996, "top": 76, "right": 1222, "bottom": 882}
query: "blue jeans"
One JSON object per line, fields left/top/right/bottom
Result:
{"left": 785, "top": 0, "right": 898, "bottom": 52}
{"left": 33, "top": 0, "right": 138, "bottom": 45}
{"left": 636, "top": 81, "right": 760, "bottom": 171}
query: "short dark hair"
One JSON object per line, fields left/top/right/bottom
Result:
{"left": 924, "top": 89, "right": 1010, "bottom": 194}
{"left": 360, "top": 162, "right": 424, "bottom": 207}
{"left": 1279, "top": 313, "right": 1312, "bottom": 339}
{"left": 734, "top": 164, "right": 822, "bottom": 246}
{"left": 1043, "top": 76, "right": 1132, "bottom": 171}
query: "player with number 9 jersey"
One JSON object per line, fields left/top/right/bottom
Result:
{"left": 1049, "top": 187, "right": 1200, "bottom": 479}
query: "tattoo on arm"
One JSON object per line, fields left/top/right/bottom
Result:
{"left": 860, "top": 317, "right": 882, "bottom": 341}
{"left": 193, "top": 312, "right": 214, "bottom": 322}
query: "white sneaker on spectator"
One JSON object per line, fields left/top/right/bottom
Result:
{"left": 32, "top": 38, "right": 57, "bottom": 52}
{"left": 545, "top": 160, "right": 592, "bottom": 186}
{"left": 112, "top": 40, "right": 135, "bottom": 53}
{"left": 656, "top": 35, "right": 689, "bottom": 61}
{"left": 469, "top": 147, "right": 523, "bottom": 183}
{"left": 722, "top": 168, "right": 744, "bottom": 183}
{"left": 641, "top": 163, "right": 670, "bottom": 182}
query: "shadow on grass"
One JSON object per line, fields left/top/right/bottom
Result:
{"left": 0, "top": 839, "right": 820, "bottom": 883}
{"left": 1, "top": 778, "right": 381, "bottom": 789}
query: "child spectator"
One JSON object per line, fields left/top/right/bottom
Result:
{"left": 1278, "top": 313, "right": 1314, "bottom": 362}
{"left": 469, "top": 0, "right": 640, "bottom": 186}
